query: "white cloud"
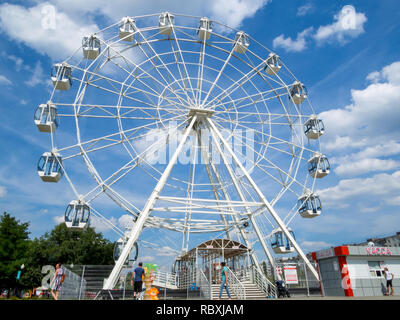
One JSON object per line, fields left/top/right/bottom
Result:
{"left": 53, "top": 215, "right": 64, "bottom": 224}
{"left": 0, "top": 75, "right": 12, "bottom": 85}
{"left": 0, "top": 185, "right": 7, "bottom": 198}
{"left": 0, "top": 2, "right": 99, "bottom": 60}
{"left": 272, "top": 27, "right": 313, "bottom": 52}
{"left": 25, "top": 61, "right": 46, "bottom": 87}
{"left": 318, "top": 170, "right": 400, "bottom": 207}
{"left": 138, "top": 255, "right": 155, "bottom": 262}
{"left": 314, "top": 6, "right": 367, "bottom": 45}
{"left": 334, "top": 158, "right": 400, "bottom": 177}
{"left": 118, "top": 214, "right": 135, "bottom": 229}
{"left": 90, "top": 215, "right": 119, "bottom": 232}
{"left": 297, "top": 2, "right": 314, "bottom": 17}
{"left": 273, "top": 6, "right": 366, "bottom": 52}
{"left": 320, "top": 61, "right": 400, "bottom": 152}
{"left": 49, "top": 0, "right": 269, "bottom": 30}
{"left": 301, "top": 240, "right": 332, "bottom": 251}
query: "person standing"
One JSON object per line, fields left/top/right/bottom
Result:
{"left": 384, "top": 267, "right": 394, "bottom": 296}
{"left": 218, "top": 262, "right": 232, "bottom": 300}
{"left": 50, "top": 263, "right": 64, "bottom": 300}
{"left": 131, "top": 262, "right": 145, "bottom": 300}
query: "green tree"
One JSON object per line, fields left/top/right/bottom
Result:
{"left": 0, "top": 212, "right": 115, "bottom": 292}
{"left": 41, "top": 223, "right": 115, "bottom": 265}
{"left": 0, "top": 212, "right": 30, "bottom": 290}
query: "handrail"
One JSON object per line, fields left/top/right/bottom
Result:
{"left": 226, "top": 267, "right": 246, "bottom": 300}
{"left": 250, "top": 265, "right": 277, "bottom": 298}
{"left": 198, "top": 269, "right": 211, "bottom": 300}
{"left": 152, "top": 270, "right": 178, "bottom": 289}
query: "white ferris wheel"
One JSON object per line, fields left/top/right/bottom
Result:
{"left": 34, "top": 12, "right": 329, "bottom": 289}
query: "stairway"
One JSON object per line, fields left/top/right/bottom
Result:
{"left": 211, "top": 281, "right": 268, "bottom": 300}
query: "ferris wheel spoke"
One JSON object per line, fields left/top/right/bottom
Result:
{"left": 211, "top": 120, "right": 306, "bottom": 196}
{"left": 98, "top": 45, "right": 190, "bottom": 111}
{"left": 169, "top": 29, "right": 198, "bottom": 104}
{"left": 58, "top": 113, "right": 186, "bottom": 159}
{"left": 211, "top": 85, "right": 287, "bottom": 113}
{"left": 72, "top": 65, "right": 184, "bottom": 115}
{"left": 203, "top": 57, "right": 267, "bottom": 109}
{"left": 134, "top": 29, "right": 195, "bottom": 106}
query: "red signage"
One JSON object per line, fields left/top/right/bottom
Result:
{"left": 366, "top": 247, "right": 392, "bottom": 256}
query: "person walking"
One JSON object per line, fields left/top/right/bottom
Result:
{"left": 384, "top": 267, "right": 394, "bottom": 296}
{"left": 50, "top": 263, "right": 65, "bottom": 300}
{"left": 131, "top": 262, "right": 145, "bottom": 300}
{"left": 217, "top": 262, "right": 232, "bottom": 300}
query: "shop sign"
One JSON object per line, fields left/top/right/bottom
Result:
{"left": 284, "top": 266, "right": 298, "bottom": 284}
{"left": 365, "top": 247, "right": 391, "bottom": 256}
{"left": 316, "top": 247, "right": 335, "bottom": 259}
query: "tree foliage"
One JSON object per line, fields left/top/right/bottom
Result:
{"left": 0, "top": 212, "right": 30, "bottom": 289}
{"left": 0, "top": 212, "right": 115, "bottom": 290}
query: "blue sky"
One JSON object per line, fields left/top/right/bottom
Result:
{"left": 0, "top": 0, "right": 400, "bottom": 268}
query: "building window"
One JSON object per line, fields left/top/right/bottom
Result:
{"left": 368, "top": 261, "right": 384, "bottom": 277}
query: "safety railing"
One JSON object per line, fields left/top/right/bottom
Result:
{"left": 226, "top": 267, "right": 246, "bottom": 300}
{"left": 198, "top": 269, "right": 211, "bottom": 300}
{"left": 152, "top": 270, "right": 178, "bottom": 289}
{"left": 250, "top": 265, "right": 277, "bottom": 298}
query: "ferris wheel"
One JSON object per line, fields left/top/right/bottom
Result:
{"left": 34, "top": 12, "right": 329, "bottom": 289}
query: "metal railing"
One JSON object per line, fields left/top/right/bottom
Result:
{"left": 152, "top": 270, "right": 178, "bottom": 289}
{"left": 250, "top": 265, "right": 276, "bottom": 298}
{"left": 59, "top": 266, "right": 86, "bottom": 300}
{"left": 226, "top": 267, "right": 246, "bottom": 300}
{"left": 198, "top": 269, "right": 211, "bottom": 300}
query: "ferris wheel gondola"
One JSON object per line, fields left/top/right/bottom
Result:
{"left": 298, "top": 193, "right": 322, "bottom": 218}
{"left": 197, "top": 17, "right": 212, "bottom": 41}
{"left": 264, "top": 53, "right": 282, "bottom": 75}
{"left": 51, "top": 63, "right": 72, "bottom": 90}
{"left": 34, "top": 102, "right": 58, "bottom": 133}
{"left": 308, "top": 153, "right": 330, "bottom": 178}
{"left": 158, "top": 12, "right": 174, "bottom": 36}
{"left": 289, "top": 81, "right": 307, "bottom": 104}
{"left": 82, "top": 35, "right": 101, "bottom": 60}
{"left": 233, "top": 31, "right": 249, "bottom": 54}
{"left": 64, "top": 200, "right": 90, "bottom": 231}
{"left": 271, "top": 228, "right": 295, "bottom": 254}
{"left": 37, "top": 152, "right": 63, "bottom": 182}
{"left": 304, "top": 116, "right": 325, "bottom": 139}
{"left": 113, "top": 238, "right": 139, "bottom": 266}
{"left": 119, "top": 17, "right": 136, "bottom": 42}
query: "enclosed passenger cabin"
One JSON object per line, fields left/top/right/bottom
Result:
{"left": 264, "top": 53, "right": 281, "bottom": 75}
{"left": 64, "top": 200, "right": 90, "bottom": 231}
{"left": 304, "top": 115, "right": 325, "bottom": 139}
{"left": 289, "top": 81, "right": 307, "bottom": 105}
{"left": 37, "top": 152, "right": 63, "bottom": 182}
{"left": 34, "top": 102, "right": 58, "bottom": 133}
{"left": 233, "top": 31, "right": 249, "bottom": 54}
{"left": 271, "top": 228, "right": 295, "bottom": 254}
{"left": 82, "top": 35, "right": 101, "bottom": 60}
{"left": 119, "top": 17, "right": 136, "bottom": 42}
{"left": 308, "top": 153, "right": 330, "bottom": 178}
{"left": 298, "top": 193, "right": 322, "bottom": 218}
{"left": 113, "top": 239, "right": 139, "bottom": 265}
{"left": 159, "top": 12, "right": 174, "bottom": 36}
{"left": 51, "top": 63, "right": 72, "bottom": 90}
{"left": 197, "top": 17, "right": 212, "bottom": 41}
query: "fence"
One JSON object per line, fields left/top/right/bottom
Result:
{"left": 59, "top": 266, "right": 86, "bottom": 300}
{"left": 275, "top": 261, "right": 322, "bottom": 296}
